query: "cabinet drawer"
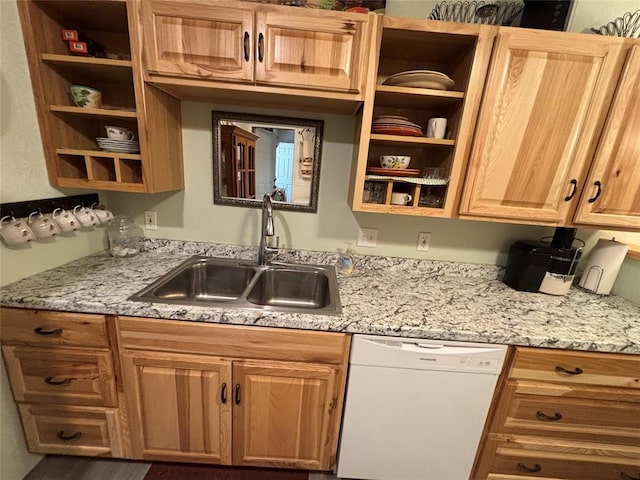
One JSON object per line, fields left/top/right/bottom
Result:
{"left": 493, "top": 381, "right": 640, "bottom": 446}
{"left": 18, "top": 403, "right": 122, "bottom": 456}
{"left": 0, "top": 308, "right": 108, "bottom": 348}
{"left": 510, "top": 347, "right": 640, "bottom": 389}
{"left": 118, "top": 316, "right": 350, "bottom": 364}
{"left": 2, "top": 346, "right": 117, "bottom": 407}
{"left": 483, "top": 434, "right": 640, "bottom": 480}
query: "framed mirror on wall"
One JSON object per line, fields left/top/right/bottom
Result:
{"left": 212, "top": 111, "right": 324, "bottom": 213}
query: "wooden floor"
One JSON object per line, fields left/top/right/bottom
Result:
{"left": 22, "top": 456, "right": 338, "bottom": 480}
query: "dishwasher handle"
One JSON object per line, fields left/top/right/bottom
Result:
{"left": 361, "top": 338, "right": 504, "bottom": 357}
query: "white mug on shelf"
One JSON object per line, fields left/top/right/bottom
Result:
{"left": 73, "top": 205, "right": 99, "bottom": 227}
{"left": 426, "top": 118, "right": 447, "bottom": 139}
{"left": 28, "top": 212, "right": 60, "bottom": 239}
{"left": 105, "top": 125, "right": 135, "bottom": 141}
{"left": 391, "top": 193, "right": 413, "bottom": 205}
{"left": 0, "top": 216, "right": 35, "bottom": 245}
{"left": 52, "top": 208, "right": 79, "bottom": 232}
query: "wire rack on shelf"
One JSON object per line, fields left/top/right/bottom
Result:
{"left": 428, "top": 1, "right": 524, "bottom": 26}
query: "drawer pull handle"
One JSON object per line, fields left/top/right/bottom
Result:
{"left": 588, "top": 180, "right": 602, "bottom": 203}
{"left": 44, "top": 377, "right": 73, "bottom": 386}
{"left": 554, "top": 366, "right": 583, "bottom": 376}
{"left": 620, "top": 473, "right": 640, "bottom": 480}
{"left": 221, "top": 382, "right": 227, "bottom": 404}
{"left": 243, "top": 32, "right": 250, "bottom": 61}
{"left": 517, "top": 463, "right": 542, "bottom": 473}
{"left": 34, "top": 327, "right": 62, "bottom": 337}
{"left": 235, "top": 384, "right": 241, "bottom": 405}
{"left": 564, "top": 179, "right": 578, "bottom": 201}
{"left": 56, "top": 430, "right": 82, "bottom": 441}
{"left": 536, "top": 410, "right": 562, "bottom": 421}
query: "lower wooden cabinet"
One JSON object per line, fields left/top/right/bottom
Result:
{"left": 118, "top": 317, "right": 350, "bottom": 471}
{"left": 473, "top": 347, "right": 640, "bottom": 479}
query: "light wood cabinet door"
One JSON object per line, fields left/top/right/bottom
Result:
{"left": 461, "top": 29, "right": 625, "bottom": 224}
{"left": 254, "top": 8, "right": 368, "bottom": 92}
{"left": 232, "top": 360, "right": 340, "bottom": 470}
{"left": 141, "top": 0, "right": 254, "bottom": 82}
{"left": 574, "top": 44, "right": 640, "bottom": 230}
{"left": 122, "top": 351, "right": 232, "bottom": 464}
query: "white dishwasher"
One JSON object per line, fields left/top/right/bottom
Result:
{"left": 337, "top": 335, "right": 507, "bottom": 480}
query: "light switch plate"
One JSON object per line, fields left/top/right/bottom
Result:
{"left": 417, "top": 232, "right": 430, "bottom": 251}
{"left": 144, "top": 211, "right": 158, "bottom": 230}
{"left": 357, "top": 228, "right": 378, "bottom": 247}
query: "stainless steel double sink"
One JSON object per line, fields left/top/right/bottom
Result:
{"left": 129, "top": 256, "right": 341, "bottom": 315}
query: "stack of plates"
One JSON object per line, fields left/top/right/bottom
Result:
{"left": 382, "top": 70, "right": 455, "bottom": 90}
{"left": 372, "top": 115, "right": 423, "bottom": 136}
{"left": 96, "top": 137, "right": 140, "bottom": 153}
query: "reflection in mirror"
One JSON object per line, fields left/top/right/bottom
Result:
{"left": 212, "top": 111, "right": 324, "bottom": 213}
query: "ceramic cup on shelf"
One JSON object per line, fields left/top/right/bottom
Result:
{"left": 0, "top": 216, "right": 35, "bottom": 245}
{"left": 73, "top": 205, "right": 99, "bottom": 228}
{"left": 105, "top": 126, "right": 135, "bottom": 141}
{"left": 51, "top": 208, "right": 79, "bottom": 233}
{"left": 28, "top": 212, "right": 60, "bottom": 239}
{"left": 380, "top": 155, "right": 411, "bottom": 169}
{"left": 92, "top": 204, "right": 114, "bottom": 224}
{"left": 70, "top": 85, "right": 102, "bottom": 109}
{"left": 391, "top": 192, "right": 413, "bottom": 205}
{"left": 426, "top": 118, "right": 447, "bottom": 139}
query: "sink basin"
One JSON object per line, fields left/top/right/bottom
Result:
{"left": 130, "top": 256, "right": 341, "bottom": 315}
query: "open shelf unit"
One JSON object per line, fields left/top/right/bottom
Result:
{"left": 18, "top": 0, "right": 183, "bottom": 193}
{"left": 350, "top": 18, "right": 495, "bottom": 217}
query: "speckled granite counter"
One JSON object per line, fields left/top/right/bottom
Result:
{"left": 1, "top": 239, "right": 639, "bottom": 354}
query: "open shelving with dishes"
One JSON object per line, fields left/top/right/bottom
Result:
{"left": 350, "top": 18, "right": 494, "bottom": 217}
{"left": 18, "top": 0, "right": 184, "bottom": 193}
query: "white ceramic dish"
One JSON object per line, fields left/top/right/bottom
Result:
{"left": 380, "top": 155, "right": 411, "bottom": 169}
{"left": 383, "top": 72, "right": 455, "bottom": 90}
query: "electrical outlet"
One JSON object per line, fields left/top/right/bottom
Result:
{"left": 144, "top": 211, "right": 158, "bottom": 230}
{"left": 357, "top": 228, "right": 378, "bottom": 248}
{"left": 417, "top": 232, "right": 431, "bottom": 251}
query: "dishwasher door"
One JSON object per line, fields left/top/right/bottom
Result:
{"left": 337, "top": 335, "right": 507, "bottom": 480}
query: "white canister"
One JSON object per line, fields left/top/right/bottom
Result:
{"left": 578, "top": 238, "right": 629, "bottom": 295}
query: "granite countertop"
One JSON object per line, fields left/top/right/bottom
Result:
{"left": 1, "top": 239, "right": 639, "bottom": 354}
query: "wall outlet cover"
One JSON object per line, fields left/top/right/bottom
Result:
{"left": 357, "top": 228, "right": 378, "bottom": 248}
{"left": 417, "top": 232, "right": 431, "bottom": 251}
{"left": 144, "top": 211, "right": 158, "bottom": 230}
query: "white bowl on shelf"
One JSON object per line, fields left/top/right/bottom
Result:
{"left": 380, "top": 155, "right": 411, "bottom": 169}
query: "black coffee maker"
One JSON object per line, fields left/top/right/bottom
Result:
{"left": 503, "top": 228, "right": 583, "bottom": 294}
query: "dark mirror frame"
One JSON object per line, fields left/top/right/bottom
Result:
{"left": 212, "top": 111, "right": 324, "bottom": 213}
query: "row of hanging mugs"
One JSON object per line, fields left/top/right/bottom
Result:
{"left": 0, "top": 204, "right": 114, "bottom": 246}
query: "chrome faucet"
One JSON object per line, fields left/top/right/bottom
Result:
{"left": 259, "top": 193, "right": 278, "bottom": 265}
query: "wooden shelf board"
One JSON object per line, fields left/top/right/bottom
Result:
{"left": 369, "top": 134, "right": 455, "bottom": 146}
{"left": 627, "top": 245, "right": 640, "bottom": 260}
{"left": 57, "top": 148, "right": 141, "bottom": 160}
{"left": 42, "top": 54, "right": 132, "bottom": 69}
{"left": 56, "top": 178, "right": 145, "bottom": 193}
{"left": 375, "top": 85, "right": 464, "bottom": 109}
{"left": 50, "top": 105, "right": 137, "bottom": 118}
{"left": 357, "top": 202, "right": 448, "bottom": 216}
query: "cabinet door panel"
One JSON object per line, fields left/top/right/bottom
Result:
{"left": 461, "top": 30, "right": 625, "bottom": 223}
{"left": 255, "top": 9, "right": 367, "bottom": 92}
{"left": 142, "top": 0, "right": 254, "bottom": 82}
{"left": 233, "top": 360, "right": 339, "bottom": 470}
{"left": 574, "top": 44, "right": 640, "bottom": 229}
{"left": 122, "top": 351, "right": 232, "bottom": 464}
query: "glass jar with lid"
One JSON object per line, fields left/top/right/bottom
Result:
{"left": 107, "top": 215, "right": 143, "bottom": 257}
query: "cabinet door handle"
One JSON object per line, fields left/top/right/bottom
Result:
{"left": 44, "top": 376, "right": 72, "bottom": 386}
{"left": 234, "top": 384, "right": 241, "bottom": 405}
{"left": 620, "top": 472, "right": 640, "bottom": 480}
{"left": 517, "top": 463, "right": 542, "bottom": 473}
{"left": 220, "top": 383, "right": 227, "bottom": 404}
{"left": 587, "top": 180, "right": 602, "bottom": 203}
{"left": 243, "top": 31, "right": 250, "bottom": 61}
{"left": 34, "top": 327, "right": 62, "bottom": 337}
{"left": 564, "top": 179, "right": 578, "bottom": 201}
{"left": 56, "top": 430, "right": 82, "bottom": 441}
{"left": 257, "top": 33, "right": 264, "bottom": 63}
{"left": 555, "top": 366, "right": 583, "bottom": 376}
{"left": 536, "top": 410, "right": 562, "bottom": 421}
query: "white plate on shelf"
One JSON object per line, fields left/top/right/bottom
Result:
{"left": 383, "top": 71, "right": 455, "bottom": 90}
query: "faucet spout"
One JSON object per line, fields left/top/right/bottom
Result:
{"left": 259, "top": 193, "right": 278, "bottom": 265}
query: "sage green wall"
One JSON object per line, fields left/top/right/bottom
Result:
{"left": 1, "top": 3, "right": 106, "bottom": 479}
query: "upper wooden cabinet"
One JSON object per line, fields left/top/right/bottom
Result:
{"left": 573, "top": 44, "right": 640, "bottom": 230}
{"left": 137, "top": 0, "right": 372, "bottom": 109}
{"left": 460, "top": 28, "right": 626, "bottom": 226}
{"left": 17, "top": 0, "right": 184, "bottom": 193}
